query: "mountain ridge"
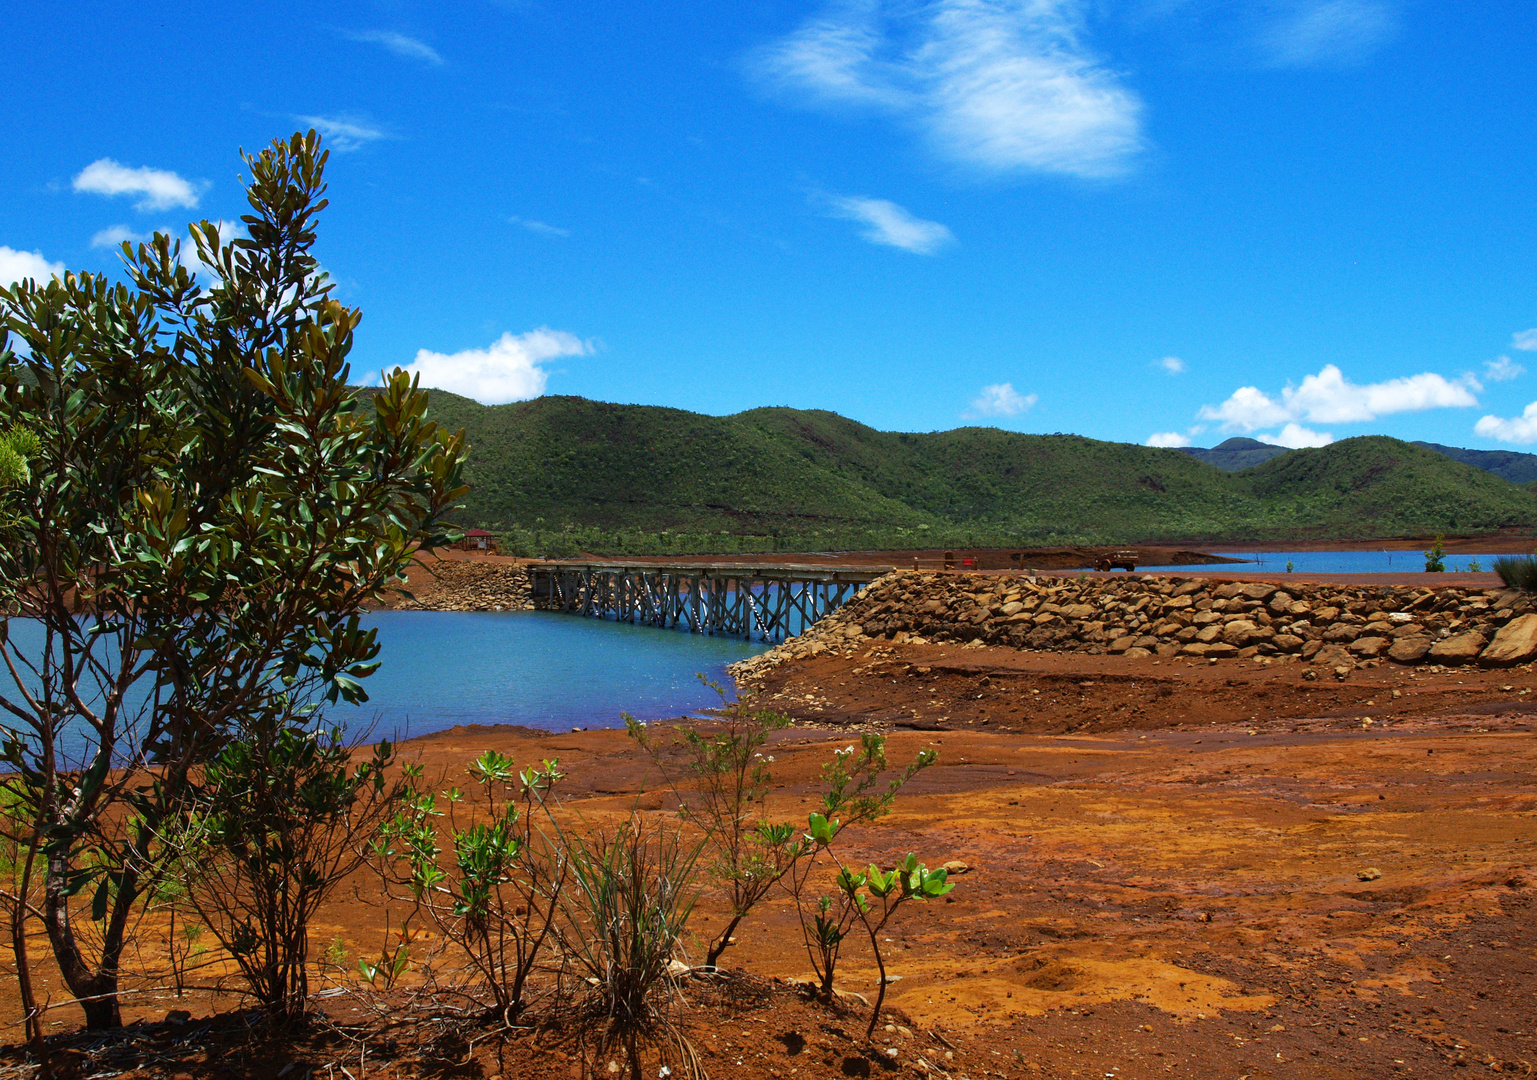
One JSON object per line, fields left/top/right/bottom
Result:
{"left": 408, "top": 392, "right": 1537, "bottom": 556}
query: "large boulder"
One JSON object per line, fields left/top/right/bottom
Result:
{"left": 1387, "top": 635, "right": 1432, "bottom": 664}
{"left": 1428, "top": 632, "right": 1486, "bottom": 665}
{"left": 1221, "top": 619, "right": 1259, "bottom": 645}
{"left": 1478, "top": 613, "right": 1537, "bottom": 667}
{"left": 1350, "top": 635, "right": 1390, "bottom": 658}
{"left": 1272, "top": 633, "right": 1306, "bottom": 654}
{"left": 1214, "top": 582, "right": 1278, "bottom": 602}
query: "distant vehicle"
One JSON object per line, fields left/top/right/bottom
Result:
{"left": 1095, "top": 550, "right": 1139, "bottom": 571}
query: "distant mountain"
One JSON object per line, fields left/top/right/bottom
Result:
{"left": 1178, "top": 437, "right": 1290, "bottom": 472}
{"left": 410, "top": 393, "right": 1537, "bottom": 555}
{"left": 1179, "top": 435, "right": 1537, "bottom": 485}
{"left": 1412, "top": 442, "right": 1537, "bottom": 486}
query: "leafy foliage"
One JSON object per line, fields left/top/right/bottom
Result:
{"left": 378, "top": 752, "right": 566, "bottom": 1020}
{"left": 626, "top": 680, "right": 796, "bottom": 968}
{"left": 0, "top": 129, "right": 467, "bottom": 1028}
{"left": 177, "top": 722, "right": 401, "bottom": 1022}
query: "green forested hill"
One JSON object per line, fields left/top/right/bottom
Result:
{"left": 416, "top": 392, "right": 1537, "bottom": 555}
{"left": 1412, "top": 442, "right": 1537, "bottom": 485}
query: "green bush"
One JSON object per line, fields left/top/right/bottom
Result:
{"left": 1494, "top": 554, "right": 1537, "bottom": 591}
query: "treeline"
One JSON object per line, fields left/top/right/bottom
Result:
{"left": 420, "top": 394, "right": 1537, "bottom": 554}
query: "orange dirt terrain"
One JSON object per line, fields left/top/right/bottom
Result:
{"left": 4, "top": 624, "right": 1537, "bottom": 1078}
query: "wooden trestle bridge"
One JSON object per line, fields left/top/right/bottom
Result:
{"left": 527, "top": 561, "right": 890, "bottom": 642}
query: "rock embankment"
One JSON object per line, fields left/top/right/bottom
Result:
{"left": 731, "top": 572, "right": 1537, "bottom": 682}
{"left": 386, "top": 559, "right": 533, "bottom": 611}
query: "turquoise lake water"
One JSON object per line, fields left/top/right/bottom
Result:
{"left": 1142, "top": 550, "right": 1503, "bottom": 575}
{"left": 341, "top": 611, "right": 767, "bottom": 739}
{"left": 0, "top": 612, "right": 768, "bottom": 761}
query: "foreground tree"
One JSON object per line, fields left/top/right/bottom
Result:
{"left": 0, "top": 130, "right": 467, "bottom": 1027}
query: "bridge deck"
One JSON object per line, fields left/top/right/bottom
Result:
{"left": 527, "top": 560, "right": 894, "bottom": 641}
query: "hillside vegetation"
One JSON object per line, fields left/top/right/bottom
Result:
{"left": 417, "top": 392, "right": 1537, "bottom": 556}
{"left": 1412, "top": 441, "right": 1537, "bottom": 485}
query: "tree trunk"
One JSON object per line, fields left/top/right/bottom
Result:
{"left": 43, "top": 854, "right": 137, "bottom": 1030}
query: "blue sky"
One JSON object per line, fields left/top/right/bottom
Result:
{"left": 6, "top": 1, "right": 1537, "bottom": 450}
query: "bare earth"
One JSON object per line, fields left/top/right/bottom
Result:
{"left": 5, "top": 583, "right": 1537, "bottom": 1078}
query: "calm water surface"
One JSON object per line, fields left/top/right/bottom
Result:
{"left": 342, "top": 611, "right": 768, "bottom": 739}
{"left": 1142, "top": 550, "right": 1502, "bottom": 574}
{"left": 0, "top": 612, "right": 767, "bottom": 761}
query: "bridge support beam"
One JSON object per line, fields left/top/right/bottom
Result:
{"left": 527, "top": 561, "right": 887, "bottom": 642}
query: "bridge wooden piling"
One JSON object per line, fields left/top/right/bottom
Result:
{"left": 527, "top": 561, "right": 890, "bottom": 641}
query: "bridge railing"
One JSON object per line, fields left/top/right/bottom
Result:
{"left": 527, "top": 561, "right": 890, "bottom": 641}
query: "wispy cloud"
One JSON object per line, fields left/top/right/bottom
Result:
{"left": 1146, "top": 430, "right": 1191, "bottom": 447}
{"left": 73, "top": 159, "right": 203, "bottom": 211}
{"left": 825, "top": 195, "right": 955, "bottom": 254}
{"left": 1159, "top": 355, "right": 1185, "bottom": 375}
{"left": 967, "top": 382, "right": 1037, "bottom": 418}
{"left": 294, "top": 114, "right": 391, "bottom": 152}
{"left": 1199, "top": 364, "right": 1479, "bottom": 432}
{"left": 90, "top": 225, "right": 147, "bottom": 249}
{"left": 400, "top": 329, "right": 591, "bottom": 405}
{"left": 1260, "top": 0, "right": 1398, "bottom": 68}
{"left": 343, "top": 30, "right": 443, "bottom": 65}
{"left": 510, "top": 217, "right": 570, "bottom": 238}
{"left": 753, "top": 0, "right": 1145, "bottom": 180}
{"left": 1511, "top": 328, "right": 1537, "bottom": 352}
{"left": 1485, "top": 355, "right": 1525, "bottom": 383}
{"left": 0, "top": 246, "right": 64, "bottom": 287}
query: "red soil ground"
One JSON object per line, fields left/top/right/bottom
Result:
{"left": 5, "top": 623, "right": 1535, "bottom": 1079}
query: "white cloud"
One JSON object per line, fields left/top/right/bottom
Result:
{"left": 510, "top": 217, "right": 570, "bottom": 238}
{"left": 1261, "top": 0, "right": 1398, "bottom": 68}
{"left": 73, "top": 159, "right": 202, "bottom": 211}
{"left": 1511, "top": 329, "right": 1537, "bottom": 352}
{"left": 90, "top": 225, "right": 147, "bottom": 249}
{"left": 1146, "top": 431, "right": 1191, "bottom": 447}
{"left": 0, "top": 246, "right": 64, "bottom": 287}
{"left": 1256, "top": 422, "right": 1334, "bottom": 448}
{"left": 967, "top": 382, "right": 1037, "bottom": 417}
{"left": 754, "top": 0, "right": 1145, "bottom": 179}
{"left": 1159, "top": 355, "right": 1185, "bottom": 375}
{"left": 1199, "top": 364, "right": 1479, "bottom": 431}
{"left": 1485, "top": 355, "right": 1525, "bottom": 382}
{"left": 294, "top": 114, "right": 390, "bottom": 152}
{"left": 400, "top": 329, "right": 591, "bottom": 405}
{"left": 826, "top": 195, "right": 955, "bottom": 254}
{"left": 1198, "top": 384, "right": 1291, "bottom": 431}
{"left": 344, "top": 30, "right": 443, "bottom": 65}
{"left": 1475, "top": 404, "right": 1537, "bottom": 444}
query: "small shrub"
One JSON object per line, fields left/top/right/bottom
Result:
{"left": 1425, "top": 537, "right": 1447, "bottom": 572}
{"left": 555, "top": 814, "right": 704, "bottom": 1080}
{"left": 378, "top": 753, "right": 566, "bottom": 1020}
{"left": 177, "top": 721, "right": 402, "bottom": 1022}
{"left": 1495, "top": 554, "right": 1537, "bottom": 591}
{"left": 626, "top": 681, "right": 799, "bottom": 968}
{"left": 780, "top": 735, "right": 940, "bottom": 1017}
